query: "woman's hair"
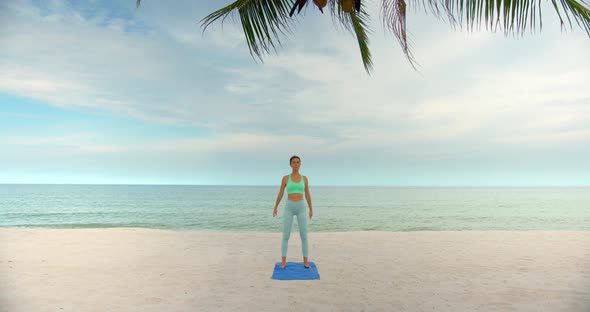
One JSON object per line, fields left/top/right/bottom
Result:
{"left": 290, "top": 155, "right": 301, "bottom": 165}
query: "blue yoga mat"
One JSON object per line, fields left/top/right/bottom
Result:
{"left": 271, "top": 262, "right": 320, "bottom": 280}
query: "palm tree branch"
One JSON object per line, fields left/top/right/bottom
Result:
{"left": 328, "top": 0, "right": 355, "bottom": 33}
{"left": 350, "top": 9, "right": 374, "bottom": 73}
{"left": 137, "top": 0, "right": 590, "bottom": 74}
{"left": 405, "top": 0, "right": 590, "bottom": 36}
{"left": 200, "top": 0, "right": 296, "bottom": 61}
{"left": 326, "top": 1, "right": 374, "bottom": 72}
{"left": 382, "top": 0, "right": 419, "bottom": 69}
{"left": 559, "top": 0, "right": 590, "bottom": 33}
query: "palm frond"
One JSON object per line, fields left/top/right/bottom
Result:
{"left": 327, "top": 1, "right": 374, "bottom": 72}
{"left": 328, "top": 0, "right": 355, "bottom": 33}
{"left": 351, "top": 9, "right": 374, "bottom": 73}
{"left": 556, "top": 0, "right": 590, "bottom": 34}
{"left": 200, "top": 0, "right": 296, "bottom": 62}
{"left": 409, "top": 0, "right": 590, "bottom": 36}
{"left": 382, "top": 0, "right": 418, "bottom": 70}
{"left": 137, "top": 0, "right": 590, "bottom": 74}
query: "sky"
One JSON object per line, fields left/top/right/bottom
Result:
{"left": 0, "top": 0, "right": 589, "bottom": 186}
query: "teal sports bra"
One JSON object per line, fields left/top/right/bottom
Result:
{"left": 286, "top": 174, "right": 305, "bottom": 194}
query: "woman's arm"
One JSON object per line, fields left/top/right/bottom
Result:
{"left": 304, "top": 176, "right": 312, "bottom": 213}
{"left": 274, "top": 176, "right": 288, "bottom": 210}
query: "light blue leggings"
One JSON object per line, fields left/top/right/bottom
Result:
{"left": 281, "top": 199, "right": 309, "bottom": 258}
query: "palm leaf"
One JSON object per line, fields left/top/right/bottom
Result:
{"left": 383, "top": 0, "right": 418, "bottom": 69}
{"left": 137, "top": 0, "right": 590, "bottom": 74}
{"left": 556, "top": 0, "right": 590, "bottom": 33}
{"left": 326, "top": 1, "right": 374, "bottom": 72}
{"left": 201, "top": 0, "right": 297, "bottom": 61}
{"left": 404, "top": 0, "right": 590, "bottom": 35}
{"left": 350, "top": 9, "right": 374, "bottom": 73}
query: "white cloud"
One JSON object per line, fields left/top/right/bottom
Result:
{"left": 0, "top": 132, "right": 328, "bottom": 163}
{"left": 0, "top": 134, "right": 123, "bottom": 154}
{"left": 0, "top": 0, "right": 589, "bottom": 166}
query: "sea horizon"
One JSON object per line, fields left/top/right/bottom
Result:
{"left": 2, "top": 183, "right": 589, "bottom": 187}
{"left": 1, "top": 185, "right": 588, "bottom": 232}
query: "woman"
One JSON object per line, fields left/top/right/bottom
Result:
{"left": 273, "top": 155, "right": 313, "bottom": 269}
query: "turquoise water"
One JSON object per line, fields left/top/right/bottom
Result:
{"left": 0, "top": 185, "right": 588, "bottom": 232}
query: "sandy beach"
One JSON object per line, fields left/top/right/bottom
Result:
{"left": 1, "top": 229, "right": 589, "bottom": 312}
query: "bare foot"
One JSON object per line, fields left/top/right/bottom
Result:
{"left": 280, "top": 263, "right": 286, "bottom": 269}
{"left": 304, "top": 263, "right": 311, "bottom": 269}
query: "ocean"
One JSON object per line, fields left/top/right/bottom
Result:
{"left": 0, "top": 185, "right": 588, "bottom": 232}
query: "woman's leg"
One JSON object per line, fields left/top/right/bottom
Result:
{"left": 295, "top": 202, "right": 309, "bottom": 259}
{"left": 281, "top": 202, "right": 294, "bottom": 259}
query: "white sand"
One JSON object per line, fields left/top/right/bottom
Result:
{"left": 1, "top": 229, "right": 589, "bottom": 312}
